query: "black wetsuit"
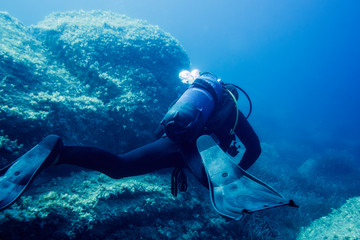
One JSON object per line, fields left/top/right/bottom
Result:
{"left": 58, "top": 85, "right": 261, "bottom": 186}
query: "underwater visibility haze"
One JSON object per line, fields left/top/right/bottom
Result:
{"left": 1, "top": 0, "right": 360, "bottom": 239}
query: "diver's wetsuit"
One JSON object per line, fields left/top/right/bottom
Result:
{"left": 59, "top": 137, "right": 186, "bottom": 179}
{"left": 58, "top": 86, "right": 261, "bottom": 186}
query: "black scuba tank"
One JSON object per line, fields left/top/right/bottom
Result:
{"left": 160, "top": 72, "right": 223, "bottom": 143}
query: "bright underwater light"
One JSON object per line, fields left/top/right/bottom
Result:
{"left": 179, "top": 69, "right": 200, "bottom": 84}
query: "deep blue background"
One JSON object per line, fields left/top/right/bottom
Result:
{"left": 2, "top": 0, "right": 360, "bottom": 157}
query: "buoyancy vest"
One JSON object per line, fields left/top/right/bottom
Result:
{"left": 204, "top": 84, "right": 238, "bottom": 150}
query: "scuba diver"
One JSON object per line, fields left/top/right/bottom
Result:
{"left": 0, "top": 70, "right": 294, "bottom": 219}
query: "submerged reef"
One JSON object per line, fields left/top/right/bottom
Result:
{"left": 0, "top": 10, "right": 189, "bottom": 163}
{"left": 0, "top": 169, "right": 223, "bottom": 239}
{"left": 297, "top": 197, "right": 360, "bottom": 239}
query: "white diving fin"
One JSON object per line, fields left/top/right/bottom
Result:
{"left": 196, "top": 135, "right": 297, "bottom": 220}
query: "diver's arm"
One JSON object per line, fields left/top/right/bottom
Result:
{"left": 234, "top": 110, "right": 261, "bottom": 170}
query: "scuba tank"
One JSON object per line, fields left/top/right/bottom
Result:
{"left": 160, "top": 72, "right": 222, "bottom": 143}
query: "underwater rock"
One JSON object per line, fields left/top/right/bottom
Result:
{"left": 297, "top": 150, "right": 360, "bottom": 194}
{"left": 297, "top": 196, "right": 360, "bottom": 239}
{"left": 0, "top": 10, "right": 189, "bottom": 165}
{"left": 0, "top": 169, "right": 244, "bottom": 240}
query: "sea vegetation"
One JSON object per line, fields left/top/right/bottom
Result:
{"left": 1, "top": 10, "right": 360, "bottom": 240}
{"left": 297, "top": 196, "right": 360, "bottom": 239}
{"left": 0, "top": 10, "right": 189, "bottom": 159}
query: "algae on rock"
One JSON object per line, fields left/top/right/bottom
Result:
{"left": 0, "top": 10, "right": 189, "bottom": 166}
{"left": 297, "top": 197, "right": 360, "bottom": 240}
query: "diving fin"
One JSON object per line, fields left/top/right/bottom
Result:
{"left": 0, "top": 135, "right": 63, "bottom": 210}
{"left": 0, "top": 159, "right": 18, "bottom": 176}
{"left": 197, "top": 135, "right": 296, "bottom": 220}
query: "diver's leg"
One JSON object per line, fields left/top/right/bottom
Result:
{"left": 0, "top": 136, "right": 183, "bottom": 210}
{"left": 179, "top": 142, "right": 209, "bottom": 188}
{"left": 58, "top": 137, "right": 185, "bottom": 179}
{"left": 119, "top": 137, "right": 186, "bottom": 177}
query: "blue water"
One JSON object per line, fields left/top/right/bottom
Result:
{"left": 1, "top": 2, "right": 360, "bottom": 239}
{"left": 3, "top": 0, "right": 359, "bottom": 158}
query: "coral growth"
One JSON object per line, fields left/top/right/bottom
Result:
{"left": 297, "top": 197, "right": 360, "bottom": 239}
{"left": 0, "top": 169, "right": 248, "bottom": 240}
{"left": 0, "top": 10, "right": 189, "bottom": 164}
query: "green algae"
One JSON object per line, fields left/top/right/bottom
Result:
{"left": 297, "top": 197, "right": 360, "bottom": 240}
{"left": 0, "top": 10, "right": 189, "bottom": 166}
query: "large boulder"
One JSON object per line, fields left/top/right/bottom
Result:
{"left": 0, "top": 10, "right": 189, "bottom": 165}
{"left": 297, "top": 197, "right": 360, "bottom": 239}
